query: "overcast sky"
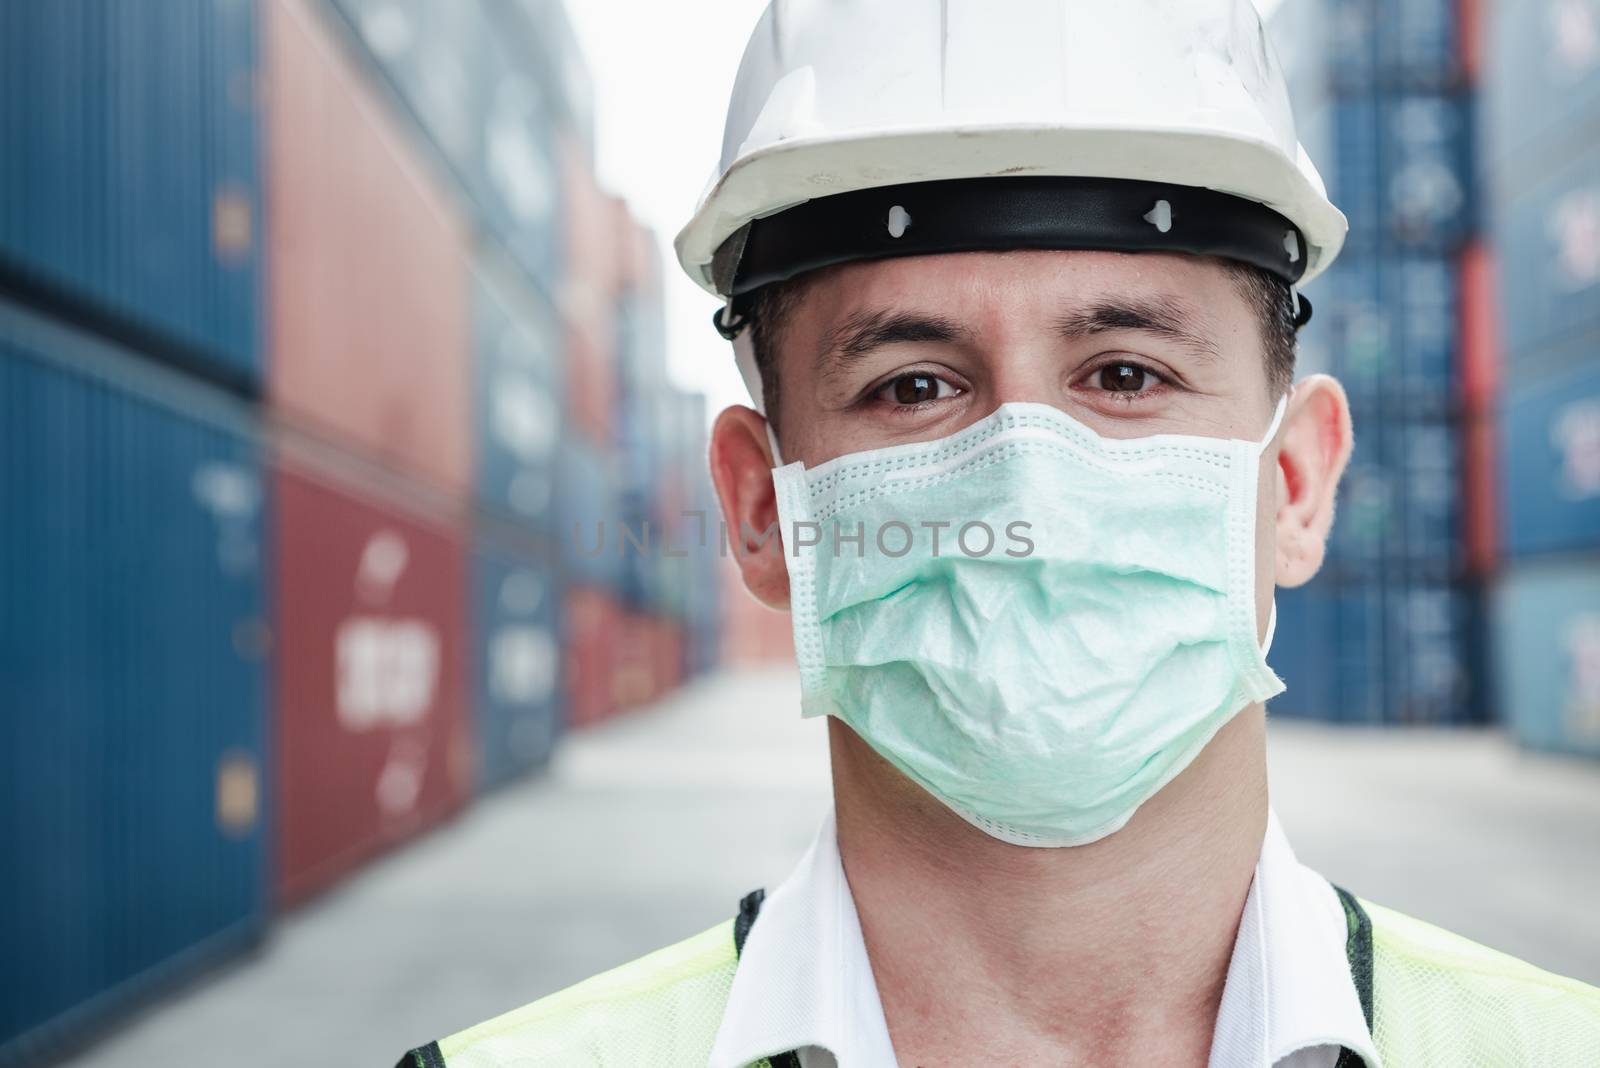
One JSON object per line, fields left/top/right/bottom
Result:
{"left": 565, "top": 0, "right": 1290, "bottom": 417}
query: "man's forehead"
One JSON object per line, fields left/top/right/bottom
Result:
{"left": 798, "top": 249, "right": 1232, "bottom": 318}
{"left": 793, "top": 249, "right": 1238, "bottom": 358}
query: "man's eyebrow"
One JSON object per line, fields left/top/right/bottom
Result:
{"left": 1054, "top": 299, "right": 1222, "bottom": 362}
{"left": 816, "top": 309, "right": 969, "bottom": 378}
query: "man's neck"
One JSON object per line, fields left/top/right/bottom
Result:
{"left": 830, "top": 707, "right": 1269, "bottom": 1067}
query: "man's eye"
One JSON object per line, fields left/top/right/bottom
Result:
{"left": 1097, "top": 363, "right": 1156, "bottom": 393}
{"left": 876, "top": 373, "right": 958, "bottom": 406}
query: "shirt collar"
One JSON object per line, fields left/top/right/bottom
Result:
{"left": 710, "top": 807, "right": 1382, "bottom": 1068}
{"left": 1210, "top": 810, "right": 1383, "bottom": 1068}
{"left": 709, "top": 809, "right": 895, "bottom": 1068}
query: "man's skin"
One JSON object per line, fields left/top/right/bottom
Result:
{"left": 709, "top": 249, "right": 1354, "bottom": 1065}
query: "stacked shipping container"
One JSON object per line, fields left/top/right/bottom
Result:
{"left": 1268, "top": 0, "right": 1488, "bottom": 725}
{"left": 0, "top": 0, "right": 718, "bottom": 1056}
{"left": 1483, "top": 0, "right": 1600, "bottom": 757}
{"left": 0, "top": 307, "right": 270, "bottom": 1064}
{"left": 0, "top": 2, "right": 271, "bottom": 1058}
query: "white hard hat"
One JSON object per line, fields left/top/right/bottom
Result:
{"left": 676, "top": 0, "right": 1346, "bottom": 369}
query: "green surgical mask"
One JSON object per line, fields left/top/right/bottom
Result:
{"left": 772, "top": 399, "right": 1287, "bottom": 847}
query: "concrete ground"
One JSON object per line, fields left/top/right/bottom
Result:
{"left": 61, "top": 666, "right": 1600, "bottom": 1067}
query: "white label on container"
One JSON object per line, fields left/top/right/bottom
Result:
{"left": 489, "top": 625, "right": 557, "bottom": 705}
{"left": 336, "top": 617, "right": 441, "bottom": 730}
{"left": 1554, "top": 398, "right": 1600, "bottom": 499}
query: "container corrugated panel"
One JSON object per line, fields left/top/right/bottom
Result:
{"left": 472, "top": 254, "right": 562, "bottom": 527}
{"left": 1332, "top": 95, "right": 1382, "bottom": 248}
{"left": 473, "top": 530, "right": 563, "bottom": 791}
{"left": 564, "top": 586, "right": 621, "bottom": 727}
{"left": 1375, "top": 0, "right": 1460, "bottom": 87}
{"left": 1324, "top": 253, "right": 1459, "bottom": 417}
{"left": 1269, "top": 576, "right": 1462, "bottom": 725}
{"left": 1267, "top": 584, "right": 1334, "bottom": 720}
{"left": 1327, "top": 0, "right": 1378, "bottom": 89}
{"left": 0, "top": 0, "right": 262, "bottom": 386}
{"left": 555, "top": 436, "right": 622, "bottom": 593}
{"left": 324, "top": 0, "right": 565, "bottom": 297}
{"left": 720, "top": 562, "right": 796, "bottom": 666}
{"left": 266, "top": 0, "right": 473, "bottom": 496}
{"left": 559, "top": 147, "right": 621, "bottom": 444}
{"left": 0, "top": 307, "right": 268, "bottom": 1059}
{"left": 1495, "top": 558, "right": 1600, "bottom": 757}
{"left": 1325, "top": 418, "right": 1463, "bottom": 573}
{"left": 1377, "top": 91, "right": 1474, "bottom": 250}
{"left": 272, "top": 455, "right": 471, "bottom": 904}
{"left": 497, "top": 0, "right": 596, "bottom": 147}
{"left": 1483, "top": 0, "right": 1600, "bottom": 181}
{"left": 1332, "top": 92, "right": 1474, "bottom": 254}
{"left": 1493, "top": 138, "right": 1600, "bottom": 361}
{"left": 1383, "top": 580, "right": 1485, "bottom": 724}
{"left": 1502, "top": 352, "right": 1600, "bottom": 559}
{"left": 652, "top": 618, "right": 686, "bottom": 700}
{"left": 612, "top": 609, "right": 660, "bottom": 712}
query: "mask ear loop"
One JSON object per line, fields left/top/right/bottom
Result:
{"left": 1256, "top": 387, "right": 1291, "bottom": 656}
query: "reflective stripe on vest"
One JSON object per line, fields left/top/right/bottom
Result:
{"left": 399, "top": 889, "right": 1600, "bottom": 1067}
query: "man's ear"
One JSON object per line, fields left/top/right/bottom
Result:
{"left": 1274, "top": 374, "right": 1354, "bottom": 588}
{"left": 709, "top": 405, "right": 790, "bottom": 610}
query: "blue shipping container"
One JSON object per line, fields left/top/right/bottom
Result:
{"left": 1383, "top": 581, "right": 1484, "bottom": 724}
{"left": 1502, "top": 354, "right": 1600, "bottom": 558}
{"left": 1483, "top": 0, "right": 1600, "bottom": 181}
{"left": 473, "top": 535, "right": 564, "bottom": 790}
{"left": 326, "top": 0, "right": 563, "bottom": 295}
{"left": 0, "top": 305, "right": 268, "bottom": 1060}
{"left": 1493, "top": 139, "right": 1600, "bottom": 360}
{"left": 472, "top": 257, "right": 562, "bottom": 526}
{"left": 487, "top": 0, "right": 596, "bottom": 147}
{"left": 1333, "top": 92, "right": 1473, "bottom": 252}
{"left": 1268, "top": 578, "right": 1389, "bottom": 723}
{"left": 554, "top": 437, "right": 622, "bottom": 592}
{"left": 1378, "top": 92, "right": 1474, "bottom": 249}
{"left": 1495, "top": 559, "right": 1600, "bottom": 757}
{"left": 1321, "top": 0, "right": 1460, "bottom": 90}
{"left": 1323, "top": 253, "right": 1458, "bottom": 416}
{"left": 1326, "top": 0, "right": 1378, "bottom": 89}
{"left": 1375, "top": 0, "right": 1460, "bottom": 87}
{"left": 0, "top": 0, "right": 262, "bottom": 386}
{"left": 1325, "top": 414, "right": 1461, "bottom": 572}
{"left": 1332, "top": 94, "right": 1382, "bottom": 248}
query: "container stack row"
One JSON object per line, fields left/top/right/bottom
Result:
{"left": 1267, "top": 0, "right": 1489, "bottom": 725}
{"left": 1482, "top": 0, "right": 1600, "bottom": 758}
{"left": 0, "top": 1, "right": 719, "bottom": 1061}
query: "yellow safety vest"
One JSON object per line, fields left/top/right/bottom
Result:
{"left": 399, "top": 889, "right": 1600, "bottom": 1067}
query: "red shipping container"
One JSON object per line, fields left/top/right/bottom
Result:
{"left": 1458, "top": 242, "right": 1501, "bottom": 415}
{"left": 565, "top": 586, "right": 621, "bottom": 727}
{"left": 273, "top": 454, "right": 472, "bottom": 904}
{"left": 1458, "top": 242, "right": 1501, "bottom": 576}
{"left": 720, "top": 555, "right": 796, "bottom": 666}
{"left": 564, "top": 319, "right": 616, "bottom": 449}
{"left": 265, "top": 0, "right": 473, "bottom": 496}
{"left": 611, "top": 610, "right": 659, "bottom": 712}
{"left": 651, "top": 618, "right": 686, "bottom": 700}
{"left": 558, "top": 137, "right": 619, "bottom": 444}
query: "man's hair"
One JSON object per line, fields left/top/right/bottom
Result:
{"left": 747, "top": 258, "right": 1298, "bottom": 433}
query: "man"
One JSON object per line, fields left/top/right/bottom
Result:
{"left": 400, "top": 2, "right": 1600, "bottom": 1065}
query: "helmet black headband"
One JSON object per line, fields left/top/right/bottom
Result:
{"left": 711, "top": 175, "right": 1313, "bottom": 338}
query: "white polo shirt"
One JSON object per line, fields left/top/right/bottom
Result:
{"left": 709, "top": 809, "right": 1383, "bottom": 1068}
